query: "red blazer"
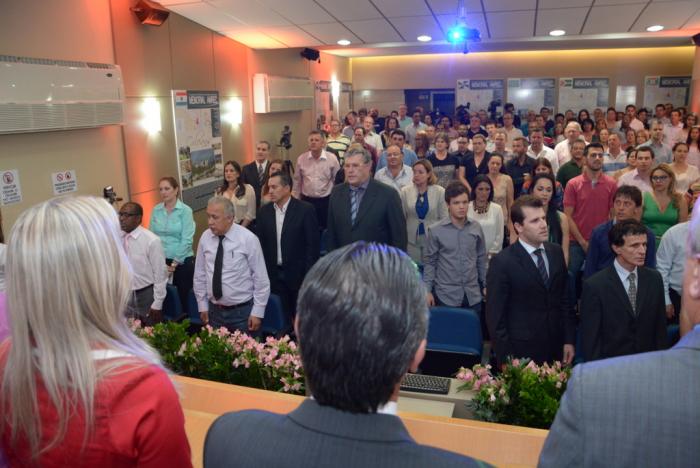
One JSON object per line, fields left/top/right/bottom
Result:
{"left": 2, "top": 361, "right": 192, "bottom": 467}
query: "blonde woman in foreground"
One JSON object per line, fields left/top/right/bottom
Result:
{"left": 0, "top": 196, "right": 191, "bottom": 466}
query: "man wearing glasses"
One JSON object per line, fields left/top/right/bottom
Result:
{"left": 119, "top": 202, "right": 168, "bottom": 324}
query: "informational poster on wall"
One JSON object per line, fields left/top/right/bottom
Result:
{"left": 455, "top": 79, "right": 505, "bottom": 111}
{"left": 558, "top": 78, "right": 609, "bottom": 113}
{"left": 51, "top": 169, "right": 78, "bottom": 195}
{"left": 507, "top": 78, "right": 556, "bottom": 116}
{"left": 0, "top": 169, "right": 21, "bottom": 205}
{"left": 643, "top": 76, "right": 691, "bottom": 109}
{"left": 172, "top": 90, "right": 223, "bottom": 211}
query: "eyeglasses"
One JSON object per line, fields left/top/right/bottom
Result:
{"left": 118, "top": 212, "right": 139, "bottom": 218}
{"left": 651, "top": 175, "right": 669, "bottom": 182}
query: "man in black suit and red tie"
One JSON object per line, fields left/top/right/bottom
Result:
{"left": 241, "top": 140, "right": 271, "bottom": 209}
{"left": 486, "top": 195, "right": 576, "bottom": 367}
{"left": 256, "top": 171, "right": 319, "bottom": 320}
{"left": 580, "top": 219, "right": 667, "bottom": 362}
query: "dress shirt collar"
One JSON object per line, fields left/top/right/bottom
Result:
{"left": 307, "top": 150, "right": 328, "bottom": 161}
{"left": 438, "top": 217, "right": 473, "bottom": 229}
{"left": 386, "top": 165, "right": 410, "bottom": 180}
{"left": 274, "top": 196, "right": 291, "bottom": 214}
{"left": 210, "top": 222, "right": 239, "bottom": 243}
{"left": 350, "top": 179, "right": 370, "bottom": 192}
{"left": 377, "top": 401, "right": 398, "bottom": 415}
{"left": 123, "top": 225, "right": 144, "bottom": 240}
{"left": 614, "top": 258, "right": 638, "bottom": 282}
{"left": 519, "top": 238, "right": 545, "bottom": 255}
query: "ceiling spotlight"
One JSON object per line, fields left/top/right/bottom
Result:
{"left": 337, "top": 39, "right": 351, "bottom": 46}
{"left": 549, "top": 29, "right": 566, "bottom": 36}
{"left": 417, "top": 35, "right": 432, "bottom": 42}
{"left": 646, "top": 25, "right": 664, "bottom": 32}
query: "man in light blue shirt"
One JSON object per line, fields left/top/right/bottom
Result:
{"left": 376, "top": 129, "right": 417, "bottom": 170}
{"left": 374, "top": 145, "right": 413, "bottom": 193}
{"left": 657, "top": 221, "right": 689, "bottom": 321}
{"left": 404, "top": 110, "right": 426, "bottom": 147}
{"left": 638, "top": 119, "right": 673, "bottom": 164}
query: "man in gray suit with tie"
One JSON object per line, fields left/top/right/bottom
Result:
{"left": 204, "top": 242, "right": 486, "bottom": 468}
{"left": 539, "top": 203, "right": 700, "bottom": 467}
{"left": 326, "top": 146, "right": 407, "bottom": 252}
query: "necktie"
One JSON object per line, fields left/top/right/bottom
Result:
{"left": 257, "top": 163, "right": 264, "bottom": 184}
{"left": 350, "top": 188, "right": 360, "bottom": 225}
{"left": 628, "top": 271, "right": 637, "bottom": 314}
{"left": 534, "top": 248, "right": 549, "bottom": 285}
{"left": 213, "top": 235, "right": 225, "bottom": 300}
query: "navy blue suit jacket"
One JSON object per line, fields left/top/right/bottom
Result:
{"left": 583, "top": 220, "right": 656, "bottom": 279}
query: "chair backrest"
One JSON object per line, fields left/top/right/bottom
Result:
{"left": 186, "top": 289, "right": 202, "bottom": 325}
{"left": 261, "top": 294, "right": 288, "bottom": 336}
{"left": 163, "top": 284, "right": 182, "bottom": 321}
{"left": 427, "top": 306, "right": 482, "bottom": 356}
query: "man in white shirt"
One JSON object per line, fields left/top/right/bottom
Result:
{"left": 194, "top": 196, "right": 270, "bottom": 334}
{"left": 256, "top": 172, "right": 319, "bottom": 321}
{"left": 554, "top": 121, "right": 583, "bottom": 167}
{"left": 374, "top": 144, "right": 413, "bottom": 193}
{"left": 527, "top": 128, "right": 558, "bottom": 174}
{"left": 120, "top": 202, "right": 168, "bottom": 325}
{"left": 502, "top": 112, "right": 523, "bottom": 151}
{"left": 602, "top": 133, "right": 627, "bottom": 175}
{"left": 618, "top": 146, "right": 654, "bottom": 193}
{"left": 363, "top": 116, "right": 384, "bottom": 153}
{"left": 656, "top": 221, "right": 689, "bottom": 322}
{"left": 663, "top": 108, "right": 685, "bottom": 146}
{"left": 627, "top": 104, "right": 645, "bottom": 132}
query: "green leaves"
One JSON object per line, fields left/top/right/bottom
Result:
{"left": 456, "top": 358, "right": 571, "bottom": 429}
{"left": 129, "top": 319, "right": 305, "bottom": 395}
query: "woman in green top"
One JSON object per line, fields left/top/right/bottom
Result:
{"left": 149, "top": 176, "right": 195, "bottom": 310}
{"left": 642, "top": 164, "right": 688, "bottom": 242}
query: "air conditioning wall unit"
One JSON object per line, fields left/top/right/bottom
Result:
{"left": 0, "top": 55, "right": 125, "bottom": 134}
{"left": 253, "top": 73, "right": 313, "bottom": 113}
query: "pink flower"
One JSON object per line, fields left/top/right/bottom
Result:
{"left": 511, "top": 358, "right": 521, "bottom": 367}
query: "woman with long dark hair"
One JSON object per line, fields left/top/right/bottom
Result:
{"left": 215, "top": 160, "right": 256, "bottom": 227}
{"left": 529, "top": 173, "right": 570, "bottom": 265}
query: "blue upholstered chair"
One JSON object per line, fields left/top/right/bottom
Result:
{"left": 162, "top": 284, "right": 183, "bottom": 321}
{"left": 421, "top": 306, "right": 483, "bottom": 376}
{"left": 261, "top": 294, "right": 288, "bottom": 338}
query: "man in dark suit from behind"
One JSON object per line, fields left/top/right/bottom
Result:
{"left": 326, "top": 145, "right": 407, "bottom": 252}
{"left": 580, "top": 219, "right": 667, "bottom": 362}
{"left": 539, "top": 204, "right": 700, "bottom": 468}
{"left": 486, "top": 196, "right": 576, "bottom": 367}
{"left": 256, "top": 171, "right": 319, "bottom": 321}
{"left": 241, "top": 140, "right": 271, "bottom": 209}
{"left": 204, "top": 242, "right": 487, "bottom": 468}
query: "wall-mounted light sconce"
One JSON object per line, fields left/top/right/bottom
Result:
{"left": 223, "top": 97, "right": 243, "bottom": 125}
{"left": 331, "top": 78, "right": 340, "bottom": 100}
{"left": 141, "top": 97, "right": 161, "bottom": 133}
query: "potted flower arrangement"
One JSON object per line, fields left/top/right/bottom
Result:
{"left": 130, "top": 319, "right": 304, "bottom": 394}
{"left": 456, "top": 359, "right": 571, "bottom": 429}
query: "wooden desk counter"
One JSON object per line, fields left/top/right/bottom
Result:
{"left": 176, "top": 376, "right": 547, "bottom": 468}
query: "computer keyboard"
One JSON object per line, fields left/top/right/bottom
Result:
{"left": 400, "top": 373, "right": 450, "bottom": 395}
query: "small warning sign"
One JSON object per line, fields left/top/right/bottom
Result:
{"left": 1, "top": 170, "right": 22, "bottom": 205}
{"left": 52, "top": 170, "right": 78, "bottom": 195}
